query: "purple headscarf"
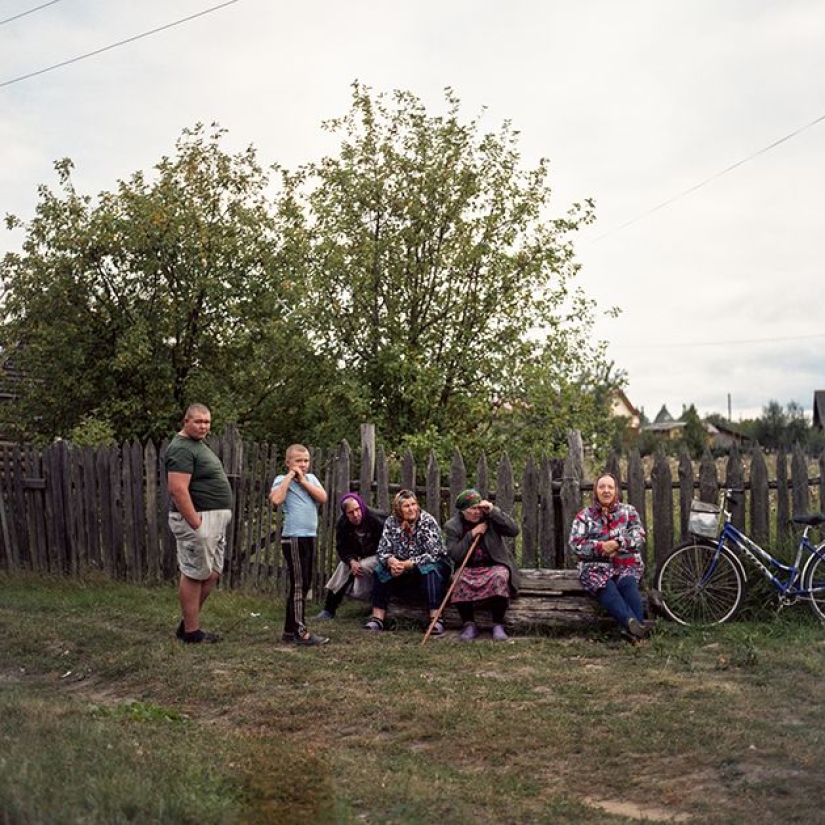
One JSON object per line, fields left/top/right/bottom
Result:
{"left": 339, "top": 491, "right": 366, "bottom": 515}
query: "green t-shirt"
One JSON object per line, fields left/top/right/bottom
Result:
{"left": 165, "top": 435, "right": 232, "bottom": 512}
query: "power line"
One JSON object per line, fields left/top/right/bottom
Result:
{"left": 0, "top": 0, "right": 63, "bottom": 27}
{"left": 613, "top": 333, "right": 825, "bottom": 351}
{"left": 0, "top": 0, "right": 241, "bottom": 89}
{"left": 589, "top": 111, "right": 825, "bottom": 244}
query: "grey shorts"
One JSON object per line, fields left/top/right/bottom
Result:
{"left": 168, "top": 509, "right": 232, "bottom": 580}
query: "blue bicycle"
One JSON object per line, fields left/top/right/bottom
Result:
{"left": 655, "top": 489, "right": 825, "bottom": 625}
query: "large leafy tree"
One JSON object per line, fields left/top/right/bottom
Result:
{"left": 0, "top": 125, "right": 317, "bottom": 443}
{"left": 284, "top": 83, "right": 614, "bottom": 457}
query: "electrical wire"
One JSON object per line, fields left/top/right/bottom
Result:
{"left": 0, "top": 0, "right": 63, "bottom": 27}
{"left": 0, "top": 0, "right": 241, "bottom": 88}
{"left": 588, "top": 112, "right": 825, "bottom": 244}
{"left": 612, "top": 333, "right": 825, "bottom": 351}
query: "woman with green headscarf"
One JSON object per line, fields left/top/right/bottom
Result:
{"left": 444, "top": 488, "right": 520, "bottom": 641}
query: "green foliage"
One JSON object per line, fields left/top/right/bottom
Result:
{"left": 69, "top": 414, "right": 116, "bottom": 448}
{"left": 284, "top": 82, "right": 613, "bottom": 458}
{"left": 2, "top": 89, "right": 619, "bottom": 455}
{"left": 681, "top": 404, "right": 707, "bottom": 459}
{"left": 752, "top": 400, "right": 809, "bottom": 451}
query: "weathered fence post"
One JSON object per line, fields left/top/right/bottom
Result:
{"left": 651, "top": 448, "right": 674, "bottom": 569}
{"left": 560, "top": 431, "right": 584, "bottom": 565}
{"left": 791, "top": 444, "right": 809, "bottom": 517}
{"left": 426, "top": 451, "right": 441, "bottom": 524}
{"left": 359, "top": 424, "right": 375, "bottom": 507}
{"left": 725, "top": 445, "right": 745, "bottom": 531}
{"left": 627, "top": 449, "right": 645, "bottom": 528}
{"left": 497, "top": 453, "right": 516, "bottom": 557}
{"left": 476, "top": 453, "right": 489, "bottom": 501}
{"left": 539, "top": 457, "right": 557, "bottom": 567}
{"left": 698, "top": 449, "right": 719, "bottom": 504}
{"left": 776, "top": 448, "right": 790, "bottom": 546}
{"left": 677, "top": 449, "right": 693, "bottom": 541}
{"left": 521, "top": 456, "right": 538, "bottom": 568}
{"left": 449, "top": 449, "right": 467, "bottom": 518}
{"left": 401, "top": 449, "right": 416, "bottom": 495}
{"left": 376, "top": 444, "right": 390, "bottom": 514}
{"left": 749, "top": 444, "right": 770, "bottom": 544}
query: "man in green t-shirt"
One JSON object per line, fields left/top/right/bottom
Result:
{"left": 166, "top": 404, "right": 233, "bottom": 643}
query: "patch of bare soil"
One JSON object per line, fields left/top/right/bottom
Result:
{"left": 584, "top": 796, "right": 692, "bottom": 823}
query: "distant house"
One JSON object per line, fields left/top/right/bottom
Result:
{"left": 644, "top": 405, "right": 685, "bottom": 440}
{"left": 609, "top": 389, "right": 641, "bottom": 432}
{"left": 709, "top": 419, "right": 750, "bottom": 450}
{"left": 814, "top": 391, "right": 825, "bottom": 431}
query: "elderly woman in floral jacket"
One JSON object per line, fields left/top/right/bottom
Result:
{"left": 364, "top": 489, "right": 451, "bottom": 636}
{"left": 569, "top": 472, "right": 649, "bottom": 641}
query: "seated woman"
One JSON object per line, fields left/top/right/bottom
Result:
{"left": 569, "top": 472, "right": 649, "bottom": 641}
{"left": 365, "top": 489, "right": 451, "bottom": 636}
{"left": 444, "top": 488, "right": 520, "bottom": 641}
{"left": 315, "top": 493, "right": 387, "bottom": 619}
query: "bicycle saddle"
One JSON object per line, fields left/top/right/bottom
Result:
{"left": 792, "top": 513, "right": 825, "bottom": 526}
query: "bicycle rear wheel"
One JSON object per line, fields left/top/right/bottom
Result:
{"left": 655, "top": 541, "right": 745, "bottom": 626}
{"left": 803, "top": 551, "right": 825, "bottom": 622}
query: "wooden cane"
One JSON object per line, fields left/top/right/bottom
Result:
{"left": 421, "top": 533, "right": 482, "bottom": 646}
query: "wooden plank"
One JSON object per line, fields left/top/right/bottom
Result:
{"left": 651, "top": 448, "right": 674, "bottom": 568}
{"left": 144, "top": 441, "right": 160, "bottom": 582}
{"left": 538, "top": 457, "right": 556, "bottom": 568}
{"left": 82, "top": 446, "right": 100, "bottom": 573}
{"left": 425, "top": 451, "right": 440, "bottom": 524}
{"left": 726, "top": 445, "right": 745, "bottom": 530}
{"left": 749, "top": 445, "right": 770, "bottom": 545}
{"left": 97, "top": 446, "right": 114, "bottom": 578}
{"left": 521, "top": 456, "right": 538, "bottom": 567}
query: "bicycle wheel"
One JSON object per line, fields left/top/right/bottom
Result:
{"left": 655, "top": 541, "right": 745, "bottom": 626}
{"left": 803, "top": 551, "right": 825, "bottom": 622}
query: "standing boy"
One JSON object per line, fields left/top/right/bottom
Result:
{"left": 269, "top": 444, "right": 330, "bottom": 646}
{"left": 166, "top": 403, "right": 232, "bottom": 643}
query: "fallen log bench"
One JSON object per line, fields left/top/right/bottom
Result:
{"left": 385, "top": 568, "right": 615, "bottom": 632}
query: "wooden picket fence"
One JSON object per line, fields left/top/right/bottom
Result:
{"left": 1, "top": 426, "right": 823, "bottom": 594}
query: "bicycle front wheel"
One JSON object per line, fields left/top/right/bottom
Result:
{"left": 655, "top": 541, "right": 745, "bottom": 626}
{"left": 803, "top": 551, "right": 825, "bottom": 622}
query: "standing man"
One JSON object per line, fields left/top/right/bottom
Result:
{"left": 166, "top": 403, "right": 233, "bottom": 644}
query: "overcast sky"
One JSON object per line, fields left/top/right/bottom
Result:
{"left": 2, "top": 0, "right": 823, "bottom": 423}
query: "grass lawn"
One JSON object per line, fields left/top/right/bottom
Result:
{"left": 1, "top": 572, "right": 824, "bottom": 824}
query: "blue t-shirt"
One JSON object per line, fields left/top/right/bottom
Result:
{"left": 272, "top": 473, "right": 322, "bottom": 537}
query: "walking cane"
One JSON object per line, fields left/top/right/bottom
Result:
{"left": 421, "top": 533, "right": 481, "bottom": 646}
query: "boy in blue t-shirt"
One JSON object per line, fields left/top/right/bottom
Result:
{"left": 269, "top": 444, "right": 330, "bottom": 646}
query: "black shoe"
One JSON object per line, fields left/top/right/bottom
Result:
{"left": 293, "top": 631, "right": 330, "bottom": 646}
{"left": 183, "top": 629, "right": 220, "bottom": 644}
{"left": 175, "top": 620, "right": 185, "bottom": 640}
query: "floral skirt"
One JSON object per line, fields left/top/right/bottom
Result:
{"left": 451, "top": 564, "right": 510, "bottom": 603}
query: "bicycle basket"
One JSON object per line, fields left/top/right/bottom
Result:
{"left": 688, "top": 499, "right": 721, "bottom": 538}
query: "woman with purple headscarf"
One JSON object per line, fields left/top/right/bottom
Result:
{"left": 315, "top": 492, "right": 387, "bottom": 620}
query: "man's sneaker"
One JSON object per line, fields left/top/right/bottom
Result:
{"left": 626, "top": 618, "right": 649, "bottom": 640}
{"left": 183, "top": 629, "right": 221, "bottom": 644}
{"left": 175, "top": 620, "right": 185, "bottom": 640}
{"left": 459, "top": 621, "right": 479, "bottom": 642}
{"left": 314, "top": 609, "right": 335, "bottom": 621}
{"left": 293, "top": 631, "right": 330, "bottom": 646}
{"left": 491, "top": 624, "right": 509, "bottom": 642}
{"left": 364, "top": 617, "right": 384, "bottom": 631}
